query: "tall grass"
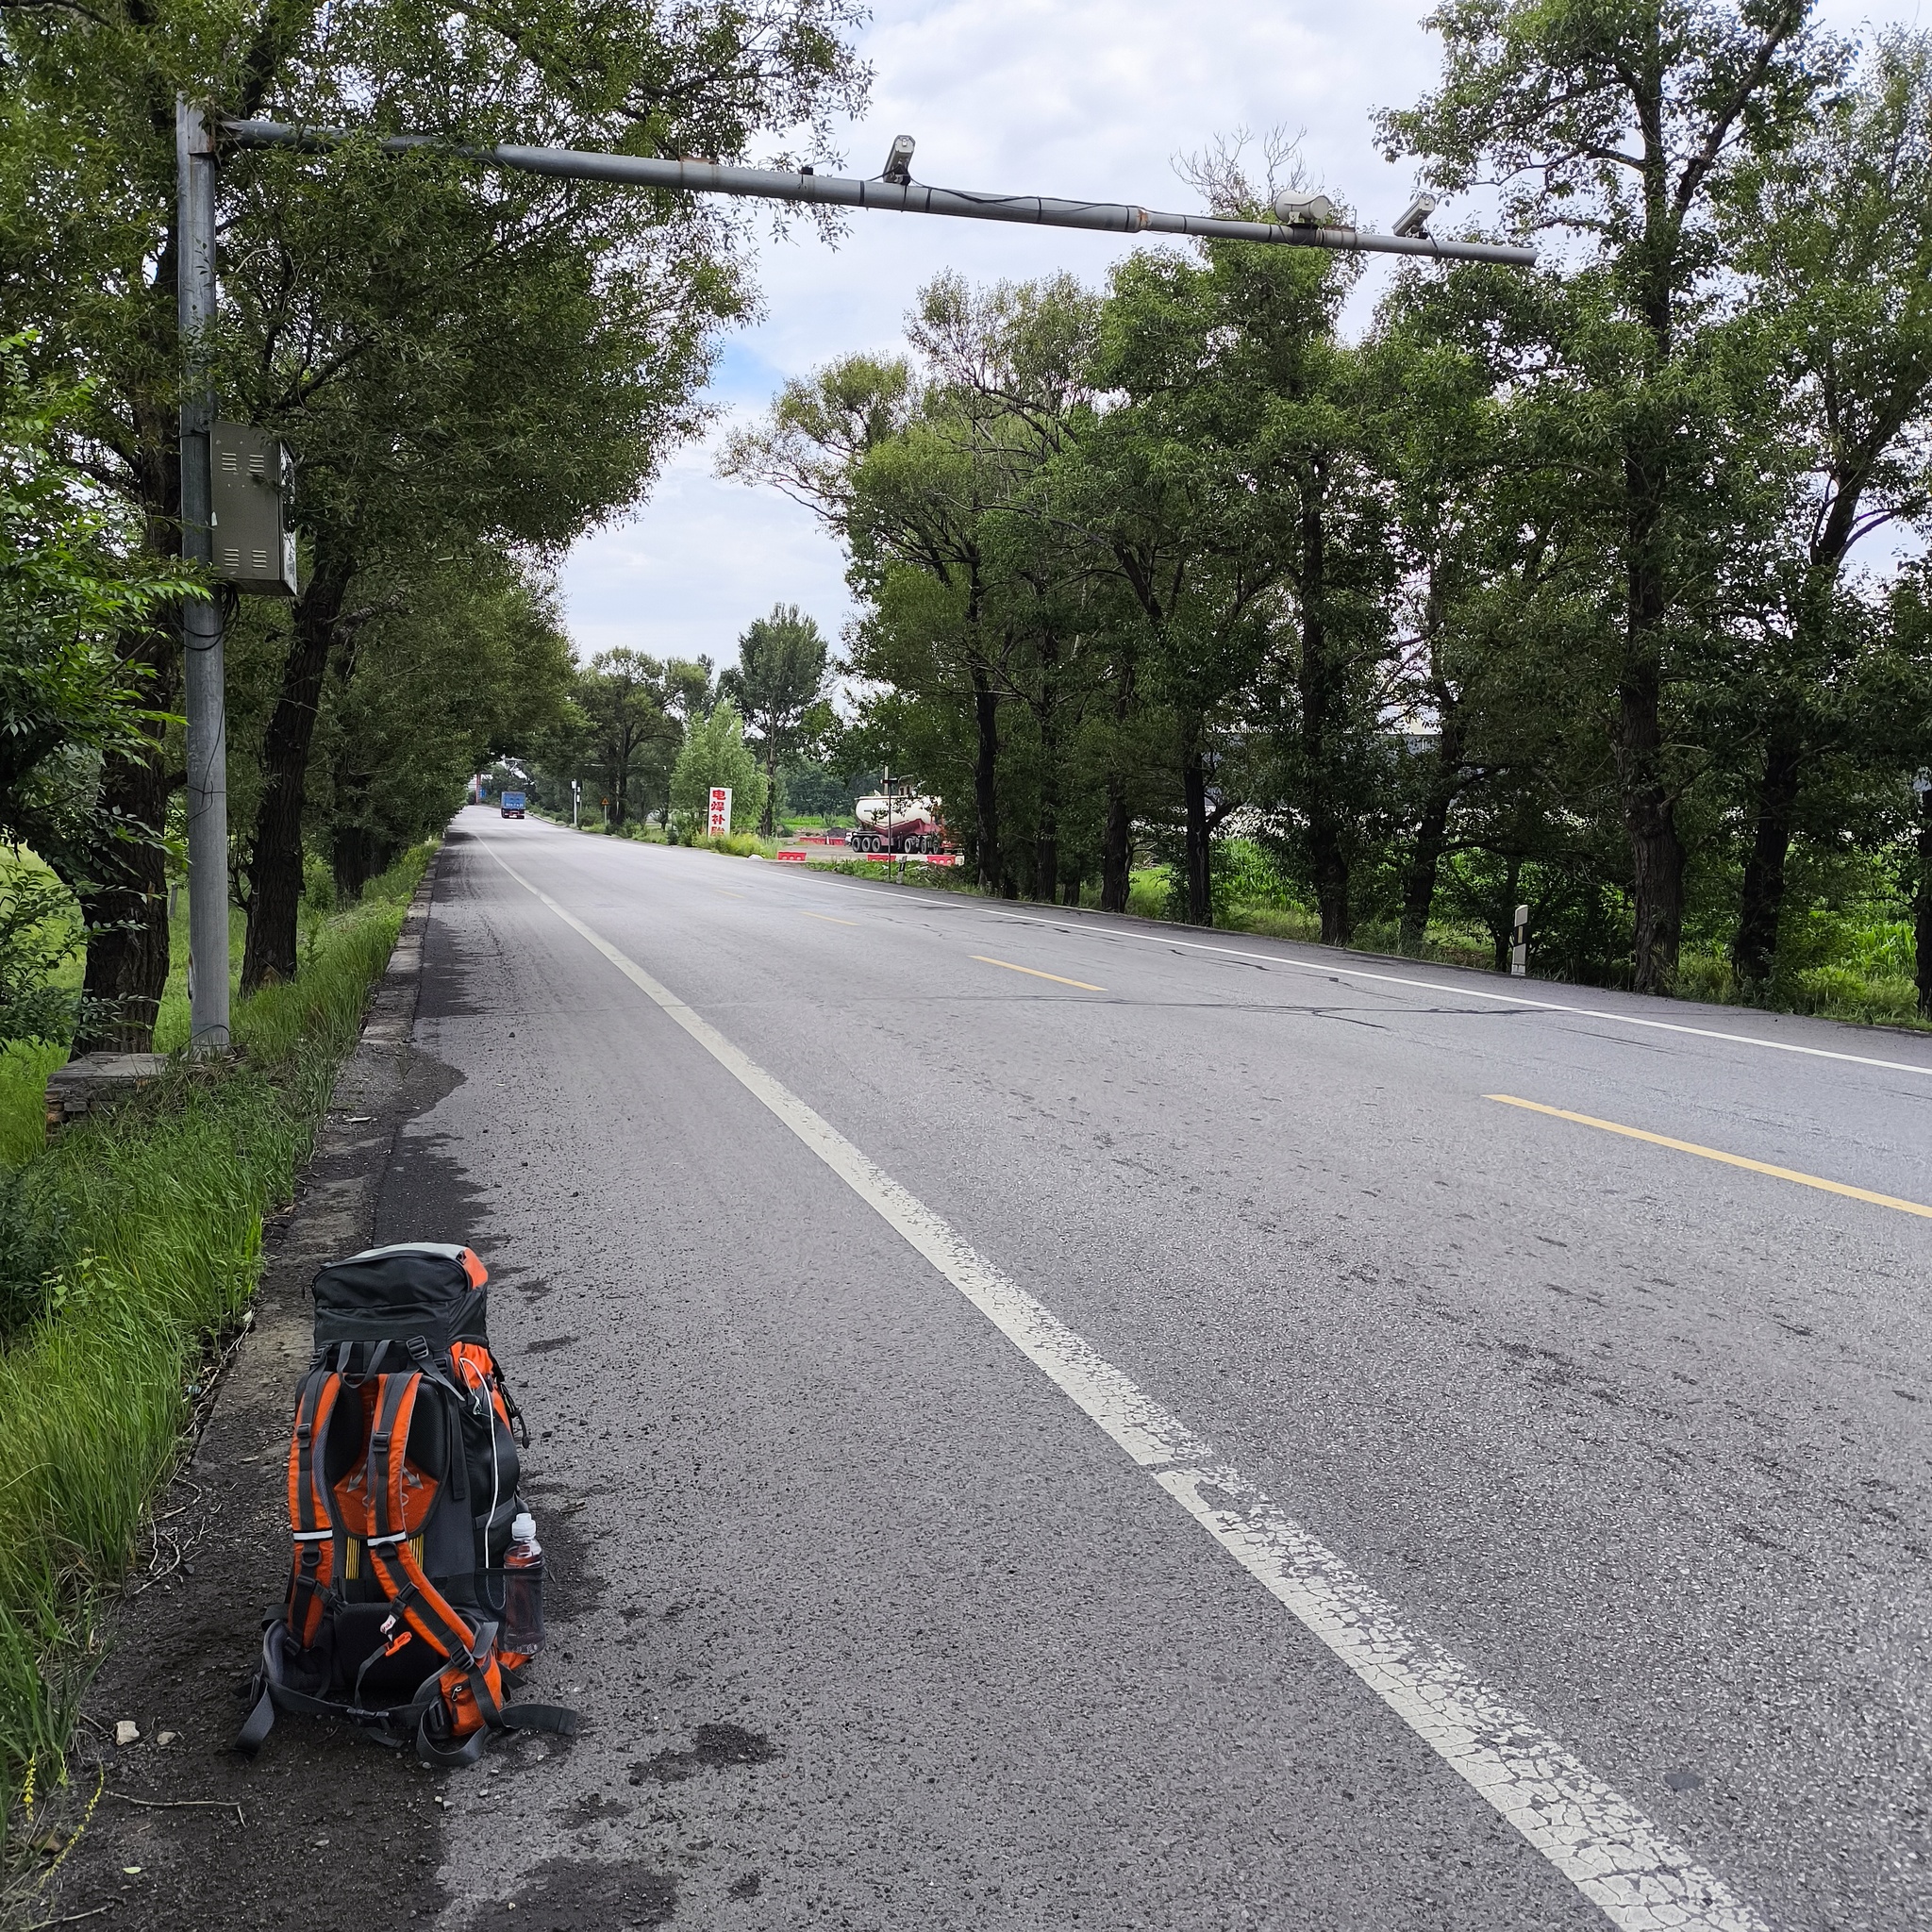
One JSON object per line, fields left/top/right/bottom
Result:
{"left": 0, "top": 846, "right": 428, "bottom": 1846}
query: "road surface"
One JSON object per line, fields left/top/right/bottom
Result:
{"left": 393, "top": 808, "right": 1930, "bottom": 1930}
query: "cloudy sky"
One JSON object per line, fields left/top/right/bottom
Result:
{"left": 558, "top": 0, "right": 1920, "bottom": 672}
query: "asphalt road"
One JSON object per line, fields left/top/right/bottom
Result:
{"left": 398, "top": 808, "right": 1931, "bottom": 1931}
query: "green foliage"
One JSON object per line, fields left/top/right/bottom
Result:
{"left": 0, "top": 344, "right": 188, "bottom": 857}
{"left": 0, "top": 860, "right": 83, "bottom": 1047}
{"left": 311, "top": 555, "right": 575, "bottom": 897}
{"left": 0, "top": 1164, "right": 64, "bottom": 1335}
{"left": 568, "top": 648, "right": 678, "bottom": 829}
{"left": 720, "top": 605, "right": 833, "bottom": 833}
{"left": 804, "top": 857, "right": 983, "bottom": 893}
{"left": 670, "top": 699, "right": 767, "bottom": 832}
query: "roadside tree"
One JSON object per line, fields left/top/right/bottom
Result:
{"left": 669, "top": 699, "right": 766, "bottom": 832}
{"left": 1382, "top": 0, "right": 1844, "bottom": 992}
{"left": 720, "top": 605, "right": 832, "bottom": 832}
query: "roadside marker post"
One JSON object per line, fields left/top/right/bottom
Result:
{"left": 708, "top": 787, "right": 732, "bottom": 838}
{"left": 1510, "top": 904, "right": 1528, "bottom": 978}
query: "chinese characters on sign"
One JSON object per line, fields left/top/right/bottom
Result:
{"left": 708, "top": 787, "right": 732, "bottom": 837}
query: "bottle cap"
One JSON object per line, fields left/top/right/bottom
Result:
{"left": 511, "top": 1512, "right": 536, "bottom": 1542}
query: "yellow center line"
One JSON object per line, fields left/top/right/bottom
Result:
{"left": 973, "top": 955, "right": 1106, "bottom": 992}
{"left": 713, "top": 889, "right": 749, "bottom": 901}
{"left": 1488, "top": 1093, "right": 1932, "bottom": 1221}
{"left": 800, "top": 910, "right": 858, "bottom": 926}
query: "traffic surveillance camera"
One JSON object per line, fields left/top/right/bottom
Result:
{"left": 1272, "top": 190, "right": 1343, "bottom": 228}
{"left": 1392, "top": 193, "right": 1438, "bottom": 239}
{"left": 882, "top": 135, "right": 916, "bottom": 185}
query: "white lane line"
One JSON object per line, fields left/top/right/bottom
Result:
{"left": 982, "top": 910, "right": 1932, "bottom": 1081}
{"left": 480, "top": 841, "right": 1768, "bottom": 1932}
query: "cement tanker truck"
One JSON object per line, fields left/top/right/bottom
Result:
{"left": 848, "top": 792, "right": 948, "bottom": 854}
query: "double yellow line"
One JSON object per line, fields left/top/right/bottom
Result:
{"left": 1490, "top": 1094, "right": 1932, "bottom": 1222}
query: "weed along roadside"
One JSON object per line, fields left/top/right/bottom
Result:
{"left": 0, "top": 845, "right": 435, "bottom": 1919}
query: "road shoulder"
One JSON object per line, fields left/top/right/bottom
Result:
{"left": 41, "top": 860, "right": 453, "bottom": 1932}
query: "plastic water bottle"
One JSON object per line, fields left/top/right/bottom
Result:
{"left": 503, "top": 1512, "right": 544, "bottom": 1659}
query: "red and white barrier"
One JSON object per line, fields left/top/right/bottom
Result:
{"left": 775, "top": 849, "right": 963, "bottom": 867}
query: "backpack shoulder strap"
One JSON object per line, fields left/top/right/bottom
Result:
{"left": 362, "top": 1371, "right": 479, "bottom": 1663}
{"left": 284, "top": 1361, "right": 345, "bottom": 1648}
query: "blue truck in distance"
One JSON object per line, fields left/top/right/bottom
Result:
{"left": 500, "top": 791, "right": 526, "bottom": 819}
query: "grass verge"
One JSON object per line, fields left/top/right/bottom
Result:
{"left": 0, "top": 845, "right": 429, "bottom": 1864}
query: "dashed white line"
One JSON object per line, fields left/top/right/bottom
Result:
{"left": 481, "top": 838, "right": 1770, "bottom": 1932}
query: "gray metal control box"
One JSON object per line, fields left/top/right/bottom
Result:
{"left": 210, "top": 423, "right": 298, "bottom": 596}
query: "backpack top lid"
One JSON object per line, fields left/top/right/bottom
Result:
{"left": 311, "top": 1242, "right": 490, "bottom": 1349}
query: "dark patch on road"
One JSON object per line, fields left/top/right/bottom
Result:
{"left": 1664, "top": 1768, "right": 1704, "bottom": 1792}
{"left": 505, "top": 1855, "right": 676, "bottom": 1929}
{"left": 557, "top": 1790, "right": 633, "bottom": 1825}
{"left": 728, "top": 1871, "right": 764, "bottom": 1899}
{"left": 627, "top": 1724, "right": 780, "bottom": 1784}
{"left": 526, "top": 1333, "right": 579, "bottom": 1355}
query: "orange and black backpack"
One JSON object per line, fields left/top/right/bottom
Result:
{"left": 236, "top": 1241, "right": 576, "bottom": 1766}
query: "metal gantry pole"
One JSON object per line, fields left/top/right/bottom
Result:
{"left": 218, "top": 121, "right": 1540, "bottom": 269}
{"left": 177, "top": 100, "right": 230, "bottom": 1050}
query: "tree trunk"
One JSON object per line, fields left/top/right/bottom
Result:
{"left": 1916, "top": 806, "right": 1932, "bottom": 1020}
{"left": 1614, "top": 654, "right": 1685, "bottom": 995}
{"left": 761, "top": 743, "right": 778, "bottom": 836}
{"left": 1098, "top": 652, "right": 1137, "bottom": 914}
{"left": 1034, "top": 822, "right": 1058, "bottom": 903}
{"left": 971, "top": 662, "right": 1000, "bottom": 893}
{"left": 1101, "top": 776, "right": 1131, "bottom": 913}
{"left": 1398, "top": 799, "right": 1449, "bottom": 957}
{"left": 1297, "top": 471, "right": 1351, "bottom": 946}
{"left": 73, "top": 729, "right": 174, "bottom": 1055}
{"left": 1399, "top": 710, "right": 1464, "bottom": 955}
{"left": 242, "top": 560, "right": 352, "bottom": 991}
{"left": 1732, "top": 720, "right": 1803, "bottom": 994}
{"left": 1615, "top": 443, "right": 1685, "bottom": 995}
{"left": 1034, "top": 731, "right": 1059, "bottom": 906}
{"left": 71, "top": 343, "right": 182, "bottom": 1054}
{"left": 1182, "top": 731, "right": 1211, "bottom": 925}
{"left": 610, "top": 734, "right": 629, "bottom": 827}
{"left": 332, "top": 822, "right": 380, "bottom": 904}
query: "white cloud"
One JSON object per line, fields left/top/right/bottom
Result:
{"left": 559, "top": 0, "right": 1921, "bottom": 670}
